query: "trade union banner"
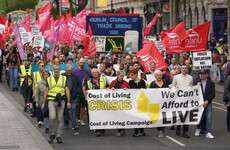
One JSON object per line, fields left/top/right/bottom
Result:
{"left": 88, "top": 85, "right": 204, "bottom": 129}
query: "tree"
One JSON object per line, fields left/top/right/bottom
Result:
{"left": 0, "top": 0, "right": 39, "bottom": 12}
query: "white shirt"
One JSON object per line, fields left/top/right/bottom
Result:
{"left": 172, "top": 73, "right": 193, "bottom": 88}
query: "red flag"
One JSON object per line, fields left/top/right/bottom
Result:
{"left": 181, "top": 21, "right": 211, "bottom": 52}
{"left": 0, "top": 34, "right": 6, "bottom": 49}
{"left": 81, "top": 25, "right": 97, "bottom": 59}
{"left": 64, "top": 17, "right": 85, "bottom": 41}
{"left": 37, "top": 2, "right": 51, "bottom": 32}
{"left": 161, "top": 22, "right": 186, "bottom": 54}
{"left": 75, "top": 9, "right": 86, "bottom": 28}
{"left": 20, "top": 14, "right": 31, "bottom": 32}
{"left": 44, "top": 17, "right": 55, "bottom": 43}
{"left": 66, "top": 12, "right": 71, "bottom": 22}
{"left": 136, "top": 41, "right": 168, "bottom": 72}
{"left": 144, "top": 12, "right": 158, "bottom": 36}
{"left": 55, "top": 16, "right": 67, "bottom": 43}
{"left": 0, "top": 15, "right": 6, "bottom": 25}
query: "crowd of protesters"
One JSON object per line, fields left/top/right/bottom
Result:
{"left": 0, "top": 34, "right": 229, "bottom": 143}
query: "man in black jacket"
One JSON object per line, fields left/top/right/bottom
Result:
{"left": 195, "top": 70, "right": 215, "bottom": 139}
{"left": 62, "top": 64, "right": 81, "bottom": 130}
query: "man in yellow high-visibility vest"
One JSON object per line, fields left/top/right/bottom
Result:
{"left": 18, "top": 59, "right": 32, "bottom": 112}
{"left": 41, "top": 64, "right": 71, "bottom": 144}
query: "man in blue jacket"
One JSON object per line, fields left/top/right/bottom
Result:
{"left": 195, "top": 70, "right": 215, "bottom": 138}
{"left": 62, "top": 64, "right": 81, "bottom": 130}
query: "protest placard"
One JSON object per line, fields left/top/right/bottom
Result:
{"left": 193, "top": 51, "right": 212, "bottom": 70}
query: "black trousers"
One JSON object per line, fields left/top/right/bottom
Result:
{"left": 177, "top": 125, "right": 189, "bottom": 132}
{"left": 0, "top": 61, "right": 2, "bottom": 80}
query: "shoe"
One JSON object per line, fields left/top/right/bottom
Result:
{"left": 48, "top": 135, "right": 55, "bottom": 143}
{"left": 139, "top": 132, "right": 146, "bottom": 136}
{"left": 96, "top": 131, "right": 102, "bottom": 137}
{"left": 158, "top": 133, "right": 164, "bottom": 138}
{"left": 132, "top": 133, "right": 139, "bottom": 137}
{"left": 30, "top": 112, "right": 36, "bottom": 118}
{"left": 176, "top": 129, "right": 181, "bottom": 136}
{"left": 38, "top": 121, "right": 43, "bottom": 128}
{"left": 56, "top": 137, "right": 62, "bottom": 143}
{"left": 219, "top": 80, "right": 224, "bottom": 83}
{"left": 116, "top": 132, "right": 121, "bottom": 137}
{"left": 15, "top": 87, "right": 18, "bottom": 92}
{"left": 77, "top": 120, "right": 81, "bottom": 123}
{"left": 170, "top": 126, "right": 175, "bottom": 130}
{"left": 121, "top": 130, "right": 126, "bottom": 136}
{"left": 45, "top": 128, "right": 49, "bottom": 133}
{"left": 12, "top": 88, "right": 15, "bottom": 91}
{"left": 80, "top": 121, "right": 85, "bottom": 126}
{"left": 24, "top": 106, "right": 27, "bottom": 112}
{"left": 72, "top": 125, "right": 79, "bottom": 130}
{"left": 206, "top": 132, "right": 214, "bottom": 139}
{"left": 182, "top": 132, "right": 190, "bottom": 138}
{"left": 212, "top": 78, "right": 216, "bottom": 81}
{"left": 195, "top": 129, "right": 200, "bottom": 136}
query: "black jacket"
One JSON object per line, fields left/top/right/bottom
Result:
{"left": 62, "top": 73, "right": 81, "bottom": 100}
{"left": 200, "top": 78, "right": 215, "bottom": 103}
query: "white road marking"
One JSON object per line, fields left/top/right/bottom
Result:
{"left": 165, "top": 135, "right": 186, "bottom": 146}
{"left": 213, "top": 101, "right": 225, "bottom": 106}
{"left": 212, "top": 106, "right": 227, "bottom": 112}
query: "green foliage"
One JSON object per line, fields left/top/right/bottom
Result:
{"left": 0, "top": 0, "right": 39, "bottom": 12}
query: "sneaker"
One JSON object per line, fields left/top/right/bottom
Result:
{"left": 116, "top": 132, "right": 121, "bottom": 137}
{"left": 158, "top": 133, "right": 164, "bottom": 138}
{"left": 77, "top": 120, "right": 81, "bottom": 123}
{"left": 48, "top": 135, "right": 55, "bottom": 143}
{"left": 80, "top": 121, "right": 85, "bottom": 126}
{"left": 206, "top": 132, "right": 214, "bottom": 139}
{"left": 121, "top": 130, "right": 126, "bottom": 136}
{"left": 132, "top": 133, "right": 139, "bottom": 137}
{"left": 56, "top": 137, "right": 62, "bottom": 143}
{"left": 72, "top": 125, "right": 79, "bottom": 130}
{"left": 139, "top": 132, "right": 146, "bottom": 136}
{"left": 38, "top": 121, "right": 43, "bottom": 127}
{"left": 24, "top": 106, "right": 27, "bottom": 112}
{"left": 195, "top": 129, "right": 200, "bottom": 136}
{"left": 45, "top": 128, "right": 49, "bottom": 133}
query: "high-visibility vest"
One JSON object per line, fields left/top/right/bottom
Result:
{"left": 87, "top": 77, "right": 106, "bottom": 90}
{"left": 47, "top": 75, "right": 66, "bottom": 100}
{"left": 188, "top": 55, "right": 193, "bottom": 68}
{"left": 20, "top": 65, "right": 32, "bottom": 86}
{"left": 33, "top": 72, "right": 42, "bottom": 94}
{"left": 217, "top": 46, "right": 223, "bottom": 54}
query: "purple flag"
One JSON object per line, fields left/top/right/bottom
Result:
{"left": 12, "top": 25, "right": 25, "bottom": 59}
{"left": 49, "top": 26, "right": 60, "bottom": 60}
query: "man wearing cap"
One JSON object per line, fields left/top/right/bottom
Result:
{"left": 195, "top": 70, "right": 215, "bottom": 139}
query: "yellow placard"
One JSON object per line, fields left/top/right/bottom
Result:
{"left": 97, "top": 0, "right": 107, "bottom": 8}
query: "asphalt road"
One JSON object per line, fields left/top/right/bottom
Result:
{"left": 1, "top": 78, "right": 230, "bottom": 150}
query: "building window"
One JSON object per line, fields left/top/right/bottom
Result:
{"left": 188, "top": 7, "right": 192, "bottom": 28}
{"left": 202, "top": 6, "right": 206, "bottom": 22}
{"left": 195, "top": 7, "right": 199, "bottom": 26}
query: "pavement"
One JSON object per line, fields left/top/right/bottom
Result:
{"left": 0, "top": 71, "right": 229, "bottom": 150}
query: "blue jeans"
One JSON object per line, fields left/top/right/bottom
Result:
{"left": 9, "top": 68, "right": 18, "bottom": 89}
{"left": 64, "top": 98, "right": 78, "bottom": 128}
{"left": 36, "top": 107, "right": 43, "bottom": 122}
{"left": 220, "top": 70, "right": 224, "bottom": 81}
{"left": 44, "top": 117, "right": 49, "bottom": 129}
{"left": 197, "top": 102, "right": 212, "bottom": 133}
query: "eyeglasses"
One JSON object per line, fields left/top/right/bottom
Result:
{"left": 39, "top": 65, "right": 45, "bottom": 67}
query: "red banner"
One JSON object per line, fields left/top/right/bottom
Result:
{"left": 43, "top": 17, "right": 55, "bottom": 43}
{"left": 136, "top": 41, "right": 168, "bottom": 72}
{"left": 75, "top": 9, "right": 86, "bottom": 28}
{"left": 81, "top": 25, "right": 97, "bottom": 59}
{"left": 161, "top": 22, "right": 186, "bottom": 54}
{"left": 144, "top": 12, "right": 158, "bottom": 36}
{"left": 37, "top": 2, "right": 51, "bottom": 32}
{"left": 181, "top": 21, "right": 211, "bottom": 52}
{"left": 142, "top": 39, "right": 150, "bottom": 48}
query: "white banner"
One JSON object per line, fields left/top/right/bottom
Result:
{"left": 88, "top": 85, "right": 204, "bottom": 129}
{"left": 19, "top": 27, "right": 26, "bottom": 37}
{"left": 32, "top": 25, "right": 41, "bottom": 37}
{"left": 193, "top": 51, "right": 212, "bottom": 70}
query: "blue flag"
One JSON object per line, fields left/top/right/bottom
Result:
{"left": 44, "top": 38, "right": 54, "bottom": 50}
{"left": 105, "top": 49, "right": 112, "bottom": 59}
{"left": 124, "top": 42, "right": 132, "bottom": 54}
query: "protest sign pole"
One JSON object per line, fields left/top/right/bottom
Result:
{"left": 173, "top": 0, "right": 180, "bottom": 63}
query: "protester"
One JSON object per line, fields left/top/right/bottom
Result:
{"left": 169, "top": 58, "right": 177, "bottom": 70}
{"left": 63, "top": 64, "right": 81, "bottom": 130}
{"left": 85, "top": 68, "right": 109, "bottom": 137}
{"left": 172, "top": 64, "right": 193, "bottom": 138}
{"left": 146, "top": 62, "right": 156, "bottom": 75}
{"left": 35, "top": 69, "right": 50, "bottom": 133}
{"left": 195, "top": 70, "right": 215, "bottom": 139}
{"left": 41, "top": 65, "right": 71, "bottom": 143}
{"left": 109, "top": 70, "right": 130, "bottom": 136}
{"left": 73, "top": 58, "right": 89, "bottom": 126}
{"left": 128, "top": 68, "right": 146, "bottom": 137}
{"left": 223, "top": 70, "right": 230, "bottom": 132}
{"left": 212, "top": 49, "right": 221, "bottom": 81}
{"left": 105, "top": 62, "right": 116, "bottom": 77}
{"left": 6, "top": 46, "right": 20, "bottom": 91}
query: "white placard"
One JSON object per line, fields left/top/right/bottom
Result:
{"left": 22, "top": 32, "right": 32, "bottom": 45}
{"left": 32, "top": 25, "right": 40, "bottom": 37}
{"left": 193, "top": 51, "right": 212, "bottom": 70}
{"left": 154, "top": 40, "right": 166, "bottom": 53}
{"left": 19, "top": 27, "right": 26, "bottom": 37}
{"left": 125, "top": 30, "right": 139, "bottom": 53}
{"left": 33, "top": 36, "right": 44, "bottom": 51}
{"left": 88, "top": 86, "right": 204, "bottom": 129}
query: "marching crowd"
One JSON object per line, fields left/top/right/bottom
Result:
{"left": 0, "top": 34, "right": 229, "bottom": 144}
